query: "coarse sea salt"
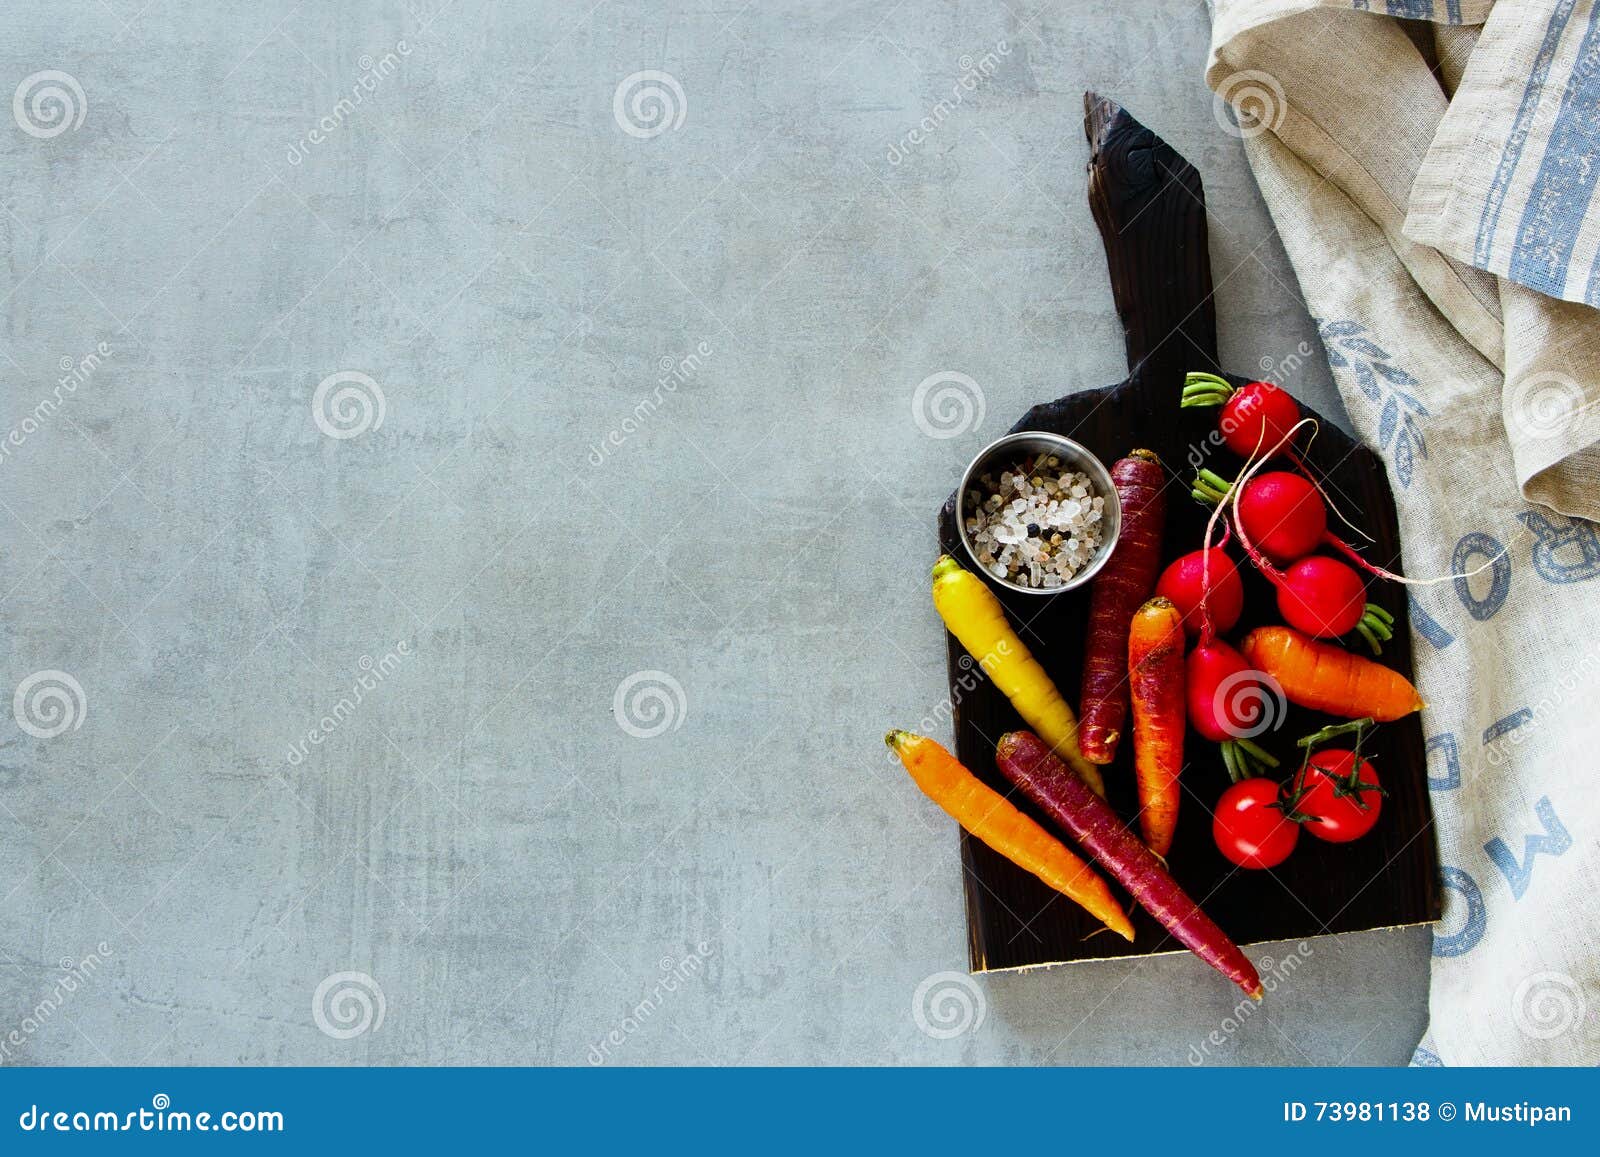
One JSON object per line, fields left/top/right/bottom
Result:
{"left": 963, "top": 455, "right": 1105, "bottom": 589}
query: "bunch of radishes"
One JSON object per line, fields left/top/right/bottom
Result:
{"left": 1176, "top": 371, "right": 1395, "bottom": 654}
{"left": 1163, "top": 371, "right": 1403, "bottom": 863}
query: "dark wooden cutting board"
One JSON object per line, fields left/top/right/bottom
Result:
{"left": 934, "top": 94, "right": 1439, "bottom": 974}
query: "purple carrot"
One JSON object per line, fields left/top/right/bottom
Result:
{"left": 1077, "top": 449, "right": 1167, "bottom": 764}
{"left": 995, "top": 730, "right": 1262, "bottom": 998}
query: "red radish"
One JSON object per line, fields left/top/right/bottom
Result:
{"left": 1186, "top": 639, "right": 1284, "bottom": 782}
{"left": 1184, "top": 639, "right": 1258, "bottom": 744}
{"left": 1183, "top": 372, "right": 1376, "bottom": 548}
{"left": 995, "top": 730, "right": 1262, "bottom": 998}
{"left": 1077, "top": 450, "right": 1167, "bottom": 765}
{"left": 1156, "top": 548, "right": 1243, "bottom": 637}
{"left": 1194, "top": 463, "right": 1399, "bottom": 637}
{"left": 1181, "top": 371, "right": 1301, "bottom": 459}
{"left": 1236, "top": 471, "right": 1325, "bottom": 563}
{"left": 1193, "top": 422, "right": 1413, "bottom": 586}
{"left": 1275, "top": 556, "right": 1367, "bottom": 638}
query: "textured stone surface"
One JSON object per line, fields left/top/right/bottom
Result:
{"left": 0, "top": 0, "right": 1427, "bottom": 1065}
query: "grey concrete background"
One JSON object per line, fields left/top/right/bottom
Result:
{"left": 0, "top": 0, "right": 1429, "bottom": 1065}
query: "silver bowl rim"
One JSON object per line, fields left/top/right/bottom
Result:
{"left": 953, "top": 431, "right": 1122, "bottom": 596}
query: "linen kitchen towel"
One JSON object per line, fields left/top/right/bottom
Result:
{"left": 1205, "top": 0, "right": 1600, "bottom": 1064}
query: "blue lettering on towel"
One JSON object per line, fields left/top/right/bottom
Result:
{"left": 1433, "top": 866, "right": 1487, "bottom": 957}
{"left": 1408, "top": 593, "right": 1456, "bottom": 649}
{"left": 1484, "top": 796, "right": 1572, "bottom": 900}
{"left": 1518, "top": 509, "right": 1600, "bottom": 584}
{"left": 1452, "top": 532, "right": 1511, "bottom": 620}
{"left": 1482, "top": 708, "right": 1533, "bottom": 745}
{"left": 1425, "top": 732, "right": 1461, "bottom": 791}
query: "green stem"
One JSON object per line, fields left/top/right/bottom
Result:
{"left": 1332, "top": 769, "right": 1389, "bottom": 808}
{"left": 1220, "top": 740, "right": 1244, "bottom": 784}
{"left": 1234, "top": 737, "right": 1281, "bottom": 769}
{"left": 1191, "top": 468, "right": 1233, "bottom": 506}
{"left": 1295, "top": 717, "right": 1374, "bottom": 749}
{"left": 1352, "top": 605, "right": 1393, "bottom": 655}
{"left": 1219, "top": 738, "right": 1280, "bottom": 783}
{"left": 1181, "top": 372, "right": 1236, "bottom": 409}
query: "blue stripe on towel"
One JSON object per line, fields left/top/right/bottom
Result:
{"left": 1507, "top": 4, "right": 1600, "bottom": 297}
{"left": 1384, "top": 1, "right": 1434, "bottom": 17}
{"left": 1445, "top": 0, "right": 1462, "bottom": 21}
{"left": 1474, "top": 0, "right": 1581, "bottom": 267}
{"left": 1586, "top": 233, "right": 1600, "bottom": 304}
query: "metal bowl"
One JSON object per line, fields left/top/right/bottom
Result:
{"left": 954, "top": 431, "right": 1121, "bottom": 596}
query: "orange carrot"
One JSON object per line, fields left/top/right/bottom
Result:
{"left": 1127, "top": 597, "right": 1185, "bottom": 856}
{"left": 885, "top": 730, "right": 1134, "bottom": 941}
{"left": 1241, "top": 625, "right": 1423, "bottom": 722}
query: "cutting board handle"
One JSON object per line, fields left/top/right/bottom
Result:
{"left": 1084, "top": 92, "right": 1221, "bottom": 387}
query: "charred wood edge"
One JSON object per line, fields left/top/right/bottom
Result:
{"left": 1085, "top": 90, "right": 1220, "bottom": 386}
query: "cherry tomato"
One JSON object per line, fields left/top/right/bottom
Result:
{"left": 1212, "top": 779, "right": 1299, "bottom": 869}
{"left": 1294, "top": 750, "right": 1383, "bottom": 842}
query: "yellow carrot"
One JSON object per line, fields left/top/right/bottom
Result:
{"left": 931, "top": 555, "right": 1105, "bottom": 797}
{"left": 887, "top": 730, "right": 1133, "bottom": 940}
